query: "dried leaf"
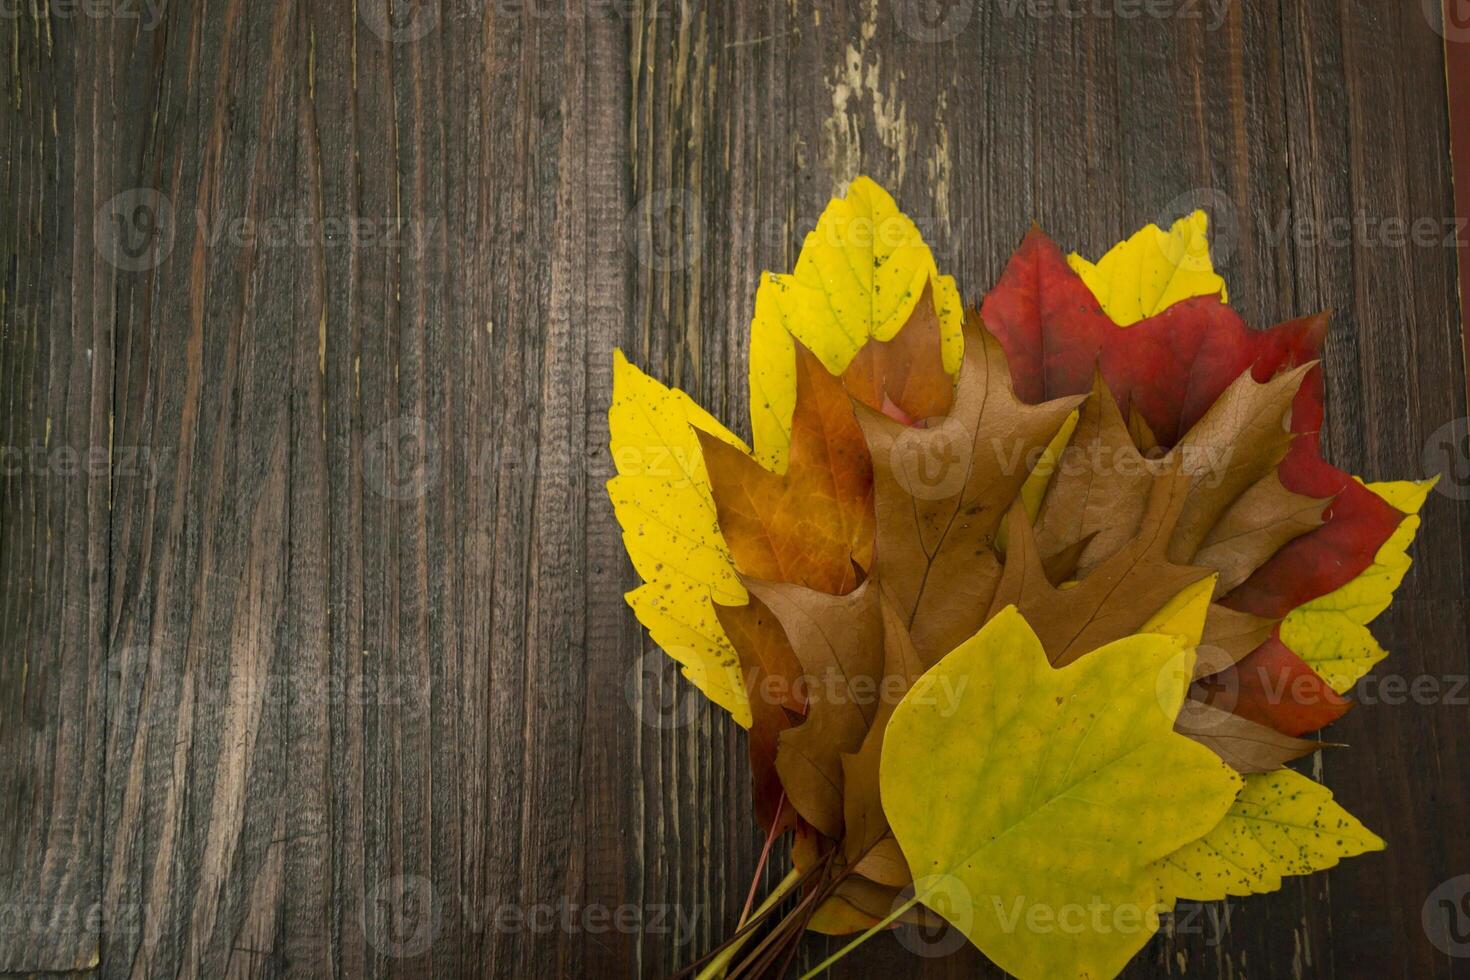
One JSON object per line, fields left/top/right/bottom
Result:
{"left": 839, "top": 594, "right": 927, "bottom": 879}
{"left": 743, "top": 577, "right": 883, "bottom": 838}
{"left": 1193, "top": 473, "right": 1329, "bottom": 593}
{"left": 981, "top": 228, "right": 1402, "bottom": 613}
{"left": 992, "top": 470, "right": 1216, "bottom": 667}
{"left": 1066, "top": 209, "right": 1227, "bottom": 325}
{"left": 841, "top": 280, "right": 955, "bottom": 424}
{"left": 715, "top": 596, "right": 805, "bottom": 835}
{"left": 748, "top": 177, "right": 964, "bottom": 469}
{"left": 1174, "top": 701, "right": 1323, "bottom": 773}
{"left": 1196, "top": 636, "right": 1351, "bottom": 737}
{"left": 856, "top": 316, "right": 1082, "bottom": 662}
{"left": 699, "top": 342, "right": 873, "bottom": 595}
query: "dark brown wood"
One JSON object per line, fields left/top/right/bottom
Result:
{"left": 1, "top": 1, "right": 1467, "bottom": 978}
{"left": 1446, "top": 0, "right": 1470, "bottom": 405}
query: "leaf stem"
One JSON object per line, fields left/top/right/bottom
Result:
{"left": 739, "top": 794, "right": 785, "bottom": 928}
{"left": 694, "top": 867, "right": 802, "bottom": 980}
{"left": 795, "top": 892, "right": 924, "bottom": 980}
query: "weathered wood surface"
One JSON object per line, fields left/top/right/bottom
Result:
{"left": 1, "top": 1, "right": 1468, "bottom": 977}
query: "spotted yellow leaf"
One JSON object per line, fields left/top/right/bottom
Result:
{"left": 607, "top": 351, "right": 750, "bottom": 726}
{"left": 1068, "top": 210, "right": 1227, "bottom": 326}
{"left": 749, "top": 176, "right": 963, "bottom": 468}
{"left": 1279, "top": 479, "right": 1435, "bottom": 692}
{"left": 1153, "top": 768, "right": 1384, "bottom": 903}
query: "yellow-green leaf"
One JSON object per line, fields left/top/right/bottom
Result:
{"left": 607, "top": 351, "right": 750, "bottom": 726}
{"left": 749, "top": 176, "right": 964, "bottom": 468}
{"left": 1152, "top": 768, "right": 1384, "bottom": 903}
{"left": 1068, "top": 210, "right": 1227, "bottom": 326}
{"left": 880, "top": 606, "right": 1241, "bottom": 980}
{"left": 1279, "top": 479, "right": 1435, "bottom": 692}
{"left": 1021, "top": 408, "right": 1081, "bottom": 523}
{"left": 1140, "top": 574, "right": 1216, "bottom": 645}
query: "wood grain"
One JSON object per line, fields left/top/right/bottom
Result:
{"left": 1, "top": 1, "right": 1466, "bottom": 978}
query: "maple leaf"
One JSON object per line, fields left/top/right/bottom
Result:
{"left": 875, "top": 607, "right": 1241, "bottom": 980}
{"left": 1280, "top": 478, "right": 1435, "bottom": 690}
{"left": 748, "top": 177, "right": 965, "bottom": 469}
{"left": 979, "top": 225, "right": 1404, "bottom": 621}
{"left": 1066, "top": 208, "right": 1227, "bottom": 323}
{"left": 992, "top": 475, "right": 1217, "bottom": 668}
{"left": 737, "top": 576, "right": 884, "bottom": 840}
{"left": 855, "top": 317, "right": 1082, "bottom": 663}
{"left": 713, "top": 596, "right": 805, "bottom": 836}
{"left": 606, "top": 353, "right": 750, "bottom": 724}
{"left": 697, "top": 340, "right": 874, "bottom": 595}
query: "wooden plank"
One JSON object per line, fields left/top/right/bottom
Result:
{"left": 0, "top": 1, "right": 1465, "bottom": 978}
{"left": 0, "top": 8, "right": 118, "bottom": 974}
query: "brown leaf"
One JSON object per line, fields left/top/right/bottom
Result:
{"left": 842, "top": 280, "right": 954, "bottom": 424}
{"left": 1033, "top": 372, "right": 1156, "bottom": 572}
{"left": 1197, "top": 604, "right": 1277, "bottom": 678}
{"left": 1193, "top": 472, "right": 1330, "bottom": 593}
{"left": 699, "top": 342, "right": 873, "bottom": 595}
{"left": 808, "top": 874, "right": 945, "bottom": 935}
{"left": 1040, "top": 531, "right": 1097, "bottom": 586}
{"left": 715, "top": 596, "right": 805, "bottom": 835}
{"left": 744, "top": 577, "right": 884, "bottom": 838}
{"left": 849, "top": 836, "right": 911, "bottom": 888}
{"left": 1164, "top": 362, "right": 1317, "bottom": 562}
{"left": 839, "top": 594, "right": 926, "bottom": 879}
{"left": 1174, "top": 700, "right": 1325, "bottom": 773}
{"left": 991, "top": 468, "right": 1217, "bottom": 667}
{"left": 1129, "top": 405, "right": 1161, "bottom": 455}
{"left": 855, "top": 316, "right": 1083, "bottom": 663}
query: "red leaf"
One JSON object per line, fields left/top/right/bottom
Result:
{"left": 979, "top": 227, "right": 1403, "bottom": 617}
{"left": 1196, "top": 634, "right": 1351, "bottom": 737}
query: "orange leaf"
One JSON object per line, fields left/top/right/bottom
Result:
{"left": 698, "top": 343, "right": 874, "bottom": 595}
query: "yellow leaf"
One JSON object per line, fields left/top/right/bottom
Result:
{"left": 1021, "top": 408, "right": 1081, "bottom": 523}
{"left": 749, "top": 176, "right": 964, "bottom": 468}
{"left": 1279, "top": 479, "right": 1435, "bottom": 692}
{"left": 1068, "top": 210, "right": 1227, "bottom": 326}
{"left": 607, "top": 351, "right": 750, "bottom": 726}
{"left": 1140, "top": 574, "right": 1217, "bottom": 646}
{"left": 997, "top": 407, "right": 1081, "bottom": 556}
{"left": 879, "top": 606, "right": 1241, "bottom": 980}
{"left": 1152, "top": 768, "right": 1384, "bottom": 903}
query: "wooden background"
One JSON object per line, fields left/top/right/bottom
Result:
{"left": 2, "top": 0, "right": 1468, "bottom": 977}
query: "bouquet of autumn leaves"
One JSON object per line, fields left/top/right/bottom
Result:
{"left": 609, "top": 179, "right": 1431, "bottom": 979}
